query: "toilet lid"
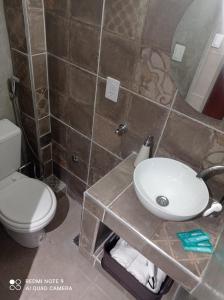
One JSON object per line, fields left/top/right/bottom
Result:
{"left": 0, "top": 178, "right": 54, "bottom": 225}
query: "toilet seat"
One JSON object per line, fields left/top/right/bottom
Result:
{"left": 0, "top": 177, "right": 56, "bottom": 233}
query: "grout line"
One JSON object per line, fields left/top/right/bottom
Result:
{"left": 54, "top": 162, "right": 87, "bottom": 186}
{"left": 41, "top": 158, "right": 52, "bottom": 165}
{"left": 51, "top": 116, "right": 136, "bottom": 162}
{"left": 21, "top": 111, "right": 35, "bottom": 121}
{"left": 121, "top": 83, "right": 170, "bottom": 111}
{"left": 52, "top": 116, "right": 122, "bottom": 163}
{"left": 51, "top": 114, "right": 92, "bottom": 141}
{"left": 31, "top": 52, "right": 47, "bottom": 57}
{"left": 84, "top": 192, "right": 107, "bottom": 210}
{"left": 48, "top": 52, "right": 97, "bottom": 77}
{"left": 85, "top": 152, "right": 135, "bottom": 194}
{"left": 107, "top": 182, "right": 133, "bottom": 208}
{"left": 172, "top": 109, "right": 224, "bottom": 135}
{"left": 86, "top": 0, "right": 105, "bottom": 186}
{"left": 154, "top": 90, "right": 178, "bottom": 155}
{"left": 11, "top": 47, "right": 28, "bottom": 56}
{"left": 39, "top": 130, "right": 51, "bottom": 138}
{"left": 91, "top": 141, "right": 122, "bottom": 160}
{"left": 38, "top": 113, "right": 50, "bottom": 121}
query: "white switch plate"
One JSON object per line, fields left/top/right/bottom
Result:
{"left": 105, "top": 77, "right": 120, "bottom": 102}
{"left": 212, "top": 33, "right": 224, "bottom": 48}
{"left": 172, "top": 44, "right": 186, "bottom": 62}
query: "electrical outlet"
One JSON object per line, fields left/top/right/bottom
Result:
{"left": 212, "top": 33, "right": 224, "bottom": 48}
{"left": 172, "top": 44, "right": 186, "bottom": 62}
{"left": 105, "top": 77, "right": 120, "bottom": 102}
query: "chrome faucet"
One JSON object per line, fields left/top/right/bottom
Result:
{"left": 197, "top": 165, "right": 224, "bottom": 180}
{"left": 115, "top": 123, "right": 128, "bottom": 136}
{"left": 197, "top": 165, "right": 224, "bottom": 217}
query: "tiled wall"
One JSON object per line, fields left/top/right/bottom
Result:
{"left": 4, "top": 0, "right": 52, "bottom": 177}
{"left": 25, "top": 0, "right": 217, "bottom": 202}
{"left": 0, "top": 0, "right": 14, "bottom": 121}
{"left": 44, "top": 0, "right": 224, "bottom": 200}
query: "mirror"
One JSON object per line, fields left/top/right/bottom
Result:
{"left": 171, "top": 0, "right": 224, "bottom": 120}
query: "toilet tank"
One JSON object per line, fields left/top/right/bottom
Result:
{"left": 0, "top": 119, "right": 21, "bottom": 180}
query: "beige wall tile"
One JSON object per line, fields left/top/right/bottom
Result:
{"left": 104, "top": 0, "right": 148, "bottom": 40}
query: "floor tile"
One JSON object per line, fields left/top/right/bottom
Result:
{"left": 0, "top": 195, "right": 131, "bottom": 300}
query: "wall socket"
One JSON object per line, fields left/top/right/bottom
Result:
{"left": 105, "top": 77, "right": 120, "bottom": 102}
{"left": 172, "top": 44, "right": 186, "bottom": 62}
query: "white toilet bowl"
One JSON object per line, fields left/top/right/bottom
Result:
{"left": 0, "top": 172, "right": 57, "bottom": 248}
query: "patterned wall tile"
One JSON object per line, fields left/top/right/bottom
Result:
{"left": 135, "top": 47, "right": 176, "bottom": 106}
{"left": 104, "top": 0, "right": 148, "bottom": 40}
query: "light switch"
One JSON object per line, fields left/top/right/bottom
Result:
{"left": 212, "top": 33, "right": 224, "bottom": 48}
{"left": 172, "top": 44, "right": 186, "bottom": 62}
{"left": 105, "top": 77, "right": 120, "bottom": 102}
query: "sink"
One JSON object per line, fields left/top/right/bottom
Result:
{"left": 133, "top": 158, "right": 209, "bottom": 221}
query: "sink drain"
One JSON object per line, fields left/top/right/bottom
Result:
{"left": 156, "top": 196, "right": 169, "bottom": 207}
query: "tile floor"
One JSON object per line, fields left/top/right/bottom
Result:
{"left": 0, "top": 194, "right": 134, "bottom": 300}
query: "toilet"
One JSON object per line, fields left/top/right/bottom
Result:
{"left": 0, "top": 119, "right": 57, "bottom": 248}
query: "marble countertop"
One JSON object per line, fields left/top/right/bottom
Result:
{"left": 84, "top": 154, "right": 224, "bottom": 291}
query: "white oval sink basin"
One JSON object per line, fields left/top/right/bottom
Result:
{"left": 134, "top": 158, "right": 209, "bottom": 221}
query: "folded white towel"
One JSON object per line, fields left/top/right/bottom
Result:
{"left": 146, "top": 268, "right": 166, "bottom": 294}
{"left": 127, "top": 253, "right": 154, "bottom": 285}
{"left": 110, "top": 238, "right": 167, "bottom": 294}
{"left": 110, "top": 239, "right": 139, "bottom": 269}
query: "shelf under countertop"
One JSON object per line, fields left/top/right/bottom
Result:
{"left": 84, "top": 153, "right": 224, "bottom": 291}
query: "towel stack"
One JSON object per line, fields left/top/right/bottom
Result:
{"left": 110, "top": 238, "right": 166, "bottom": 293}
